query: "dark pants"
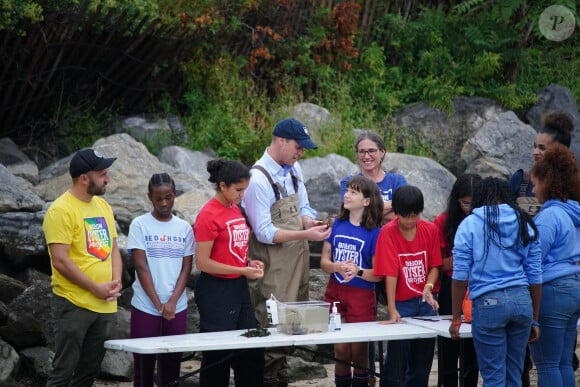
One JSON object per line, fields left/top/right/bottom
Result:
{"left": 130, "top": 307, "right": 188, "bottom": 387}
{"left": 195, "top": 273, "right": 265, "bottom": 387}
{"left": 47, "top": 295, "right": 113, "bottom": 387}
{"left": 380, "top": 297, "right": 436, "bottom": 387}
{"left": 438, "top": 274, "right": 479, "bottom": 387}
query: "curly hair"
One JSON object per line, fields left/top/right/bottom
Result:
{"left": 530, "top": 143, "right": 580, "bottom": 203}
{"left": 540, "top": 110, "right": 574, "bottom": 147}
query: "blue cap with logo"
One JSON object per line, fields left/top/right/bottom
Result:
{"left": 272, "top": 118, "right": 317, "bottom": 149}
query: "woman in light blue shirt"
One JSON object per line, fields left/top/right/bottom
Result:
{"left": 449, "top": 177, "right": 542, "bottom": 387}
{"left": 529, "top": 143, "right": 580, "bottom": 387}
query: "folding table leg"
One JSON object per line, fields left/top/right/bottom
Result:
{"left": 156, "top": 354, "right": 163, "bottom": 386}
{"left": 378, "top": 341, "right": 385, "bottom": 379}
{"left": 459, "top": 339, "right": 465, "bottom": 387}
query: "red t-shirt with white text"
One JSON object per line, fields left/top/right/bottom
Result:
{"left": 374, "top": 218, "right": 442, "bottom": 301}
{"left": 194, "top": 198, "right": 250, "bottom": 279}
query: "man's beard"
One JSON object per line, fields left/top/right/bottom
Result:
{"left": 87, "top": 179, "right": 106, "bottom": 196}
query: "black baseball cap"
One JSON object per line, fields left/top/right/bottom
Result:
{"left": 69, "top": 148, "right": 116, "bottom": 178}
{"left": 272, "top": 118, "right": 317, "bottom": 149}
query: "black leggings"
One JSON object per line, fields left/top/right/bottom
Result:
{"left": 195, "top": 273, "right": 265, "bottom": 387}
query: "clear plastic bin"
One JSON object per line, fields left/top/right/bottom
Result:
{"left": 276, "top": 301, "right": 330, "bottom": 335}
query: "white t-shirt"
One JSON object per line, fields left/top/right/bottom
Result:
{"left": 128, "top": 212, "right": 195, "bottom": 315}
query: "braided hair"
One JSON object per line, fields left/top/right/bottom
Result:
{"left": 472, "top": 177, "right": 538, "bottom": 258}
{"left": 148, "top": 172, "right": 176, "bottom": 194}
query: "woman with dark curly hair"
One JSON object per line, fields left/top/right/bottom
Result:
{"left": 528, "top": 143, "right": 580, "bottom": 387}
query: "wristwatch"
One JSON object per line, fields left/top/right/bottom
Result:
{"left": 357, "top": 269, "right": 364, "bottom": 277}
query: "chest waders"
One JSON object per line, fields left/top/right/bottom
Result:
{"left": 247, "top": 165, "right": 310, "bottom": 328}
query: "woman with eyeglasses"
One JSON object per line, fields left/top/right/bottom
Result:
{"left": 340, "top": 130, "right": 407, "bottom": 225}
{"left": 340, "top": 130, "right": 407, "bottom": 385}
{"left": 434, "top": 173, "right": 481, "bottom": 387}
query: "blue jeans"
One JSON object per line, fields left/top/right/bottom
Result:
{"left": 471, "top": 286, "right": 532, "bottom": 387}
{"left": 530, "top": 273, "right": 580, "bottom": 387}
{"left": 380, "top": 296, "right": 436, "bottom": 387}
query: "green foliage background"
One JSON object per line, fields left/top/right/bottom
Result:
{"left": 3, "top": 0, "right": 578, "bottom": 164}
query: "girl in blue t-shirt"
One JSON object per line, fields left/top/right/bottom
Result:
{"left": 321, "top": 175, "right": 384, "bottom": 387}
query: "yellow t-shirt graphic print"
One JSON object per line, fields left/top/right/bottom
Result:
{"left": 85, "top": 217, "right": 112, "bottom": 260}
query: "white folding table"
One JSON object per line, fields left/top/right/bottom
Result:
{"left": 402, "top": 315, "right": 472, "bottom": 338}
{"left": 105, "top": 321, "right": 437, "bottom": 386}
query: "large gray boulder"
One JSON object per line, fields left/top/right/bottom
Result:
{"left": 174, "top": 190, "right": 214, "bottom": 226}
{"left": 0, "top": 165, "right": 45, "bottom": 212}
{"left": 3, "top": 281, "right": 52, "bottom": 348}
{"left": 0, "top": 212, "right": 47, "bottom": 263}
{"left": 0, "top": 338, "right": 20, "bottom": 384}
{"left": 0, "top": 138, "right": 39, "bottom": 184}
{"left": 461, "top": 111, "right": 537, "bottom": 178}
{"left": 382, "top": 153, "right": 454, "bottom": 221}
{"left": 18, "top": 346, "right": 53, "bottom": 382}
{"left": 158, "top": 146, "right": 214, "bottom": 193}
{"left": 392, "top": 96, "right": 504, "bottom": 176}
{"left": 301, "top": 154, "right": 359, "bottom": 217}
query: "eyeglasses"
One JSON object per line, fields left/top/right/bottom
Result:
{"left": 357, "top": 148, "right": 379, "bottom": 156}
{"left": 458, "top": 199, "right": 472, "bottom": 209}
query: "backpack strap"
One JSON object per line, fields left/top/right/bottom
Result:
{"left": 519, "top": 169, "right": 531, "bottom": 197}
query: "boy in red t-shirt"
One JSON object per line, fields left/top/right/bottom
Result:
{"left": 374, "top": 185, "right": 442, "bottom": 387}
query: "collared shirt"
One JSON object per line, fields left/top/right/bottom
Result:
{"left": 242, "top": 149, "right": 317, "bottom": 244}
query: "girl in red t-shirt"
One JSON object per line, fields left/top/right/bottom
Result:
{"left": 194, "top": 159, "right": 265, "bottom": 387}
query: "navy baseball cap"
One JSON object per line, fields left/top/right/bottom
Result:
{"left": 69, "top": 148, "right": 116, "bottom": 178}
{"left": 272, "top": 118, "right": 317, "bottom": 149}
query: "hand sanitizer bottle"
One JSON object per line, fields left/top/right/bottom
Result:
{"left": 266, "top": 294, "right": 279, "bottom": 325}
{"left": 329, "top": 301, "right": 341, "bottom": 331}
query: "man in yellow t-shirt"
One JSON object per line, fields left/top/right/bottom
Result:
{"left": 42, "top": 148, "right": 123, "bottom": 386}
